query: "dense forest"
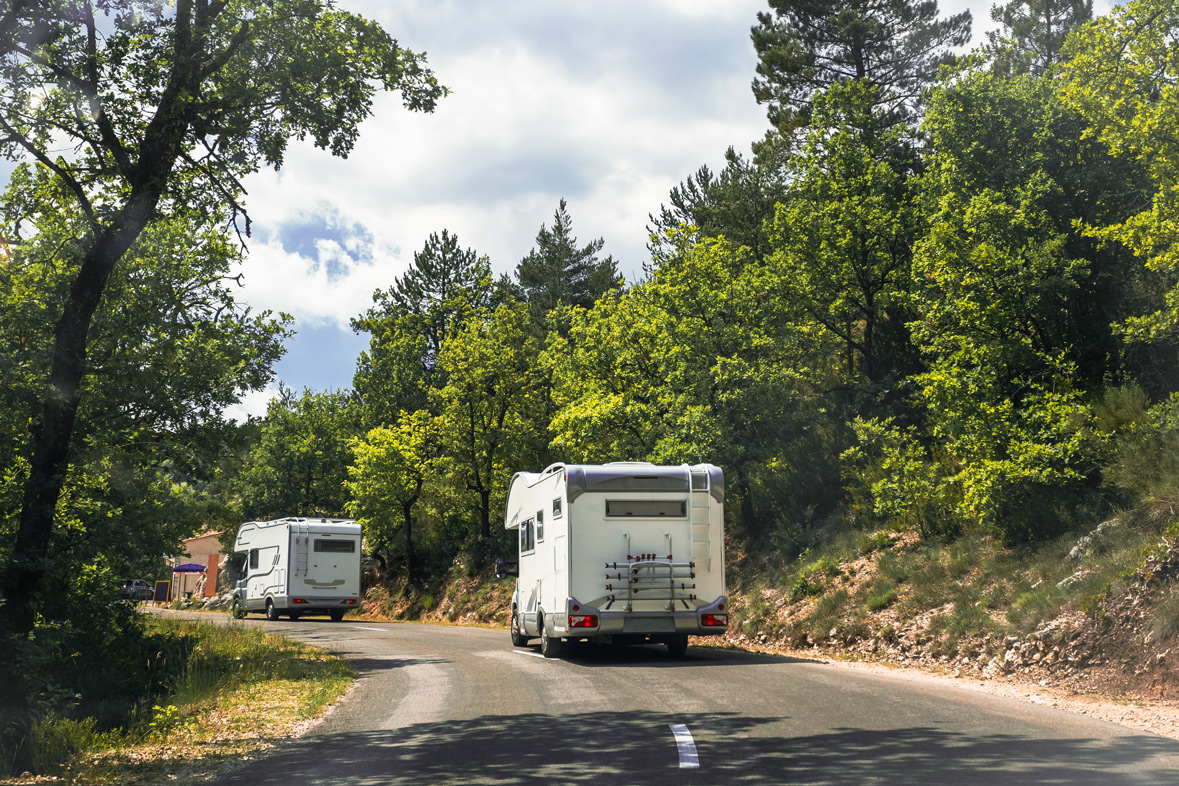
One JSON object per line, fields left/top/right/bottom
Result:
{"left": 4, "top": 0, "right": 1179, "bottom": 773}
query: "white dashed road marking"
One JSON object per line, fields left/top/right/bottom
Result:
{"left": 669, "top": 723, "right": 699, "bottom": 769}
{"left": 510, "top": 649, "right": 546, "bottom": 659}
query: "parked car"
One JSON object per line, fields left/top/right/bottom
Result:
{"left": 121, "top": 579, "right": 152, "bottom": 601}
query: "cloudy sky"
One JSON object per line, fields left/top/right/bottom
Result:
{"left": 225, "top": 0, "right": 1110, "bottom": 419}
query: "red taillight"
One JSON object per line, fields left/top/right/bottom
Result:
{"left": 702, "top": 614, "right": 728, "bottom": 627}
{"left": 343, "top": 599, "right": 356, "bottom": 605}
{"left": 568, "top": 614, "right": 598, "bottom": 628}
{"left": 292, "top": 598, "right": 308, "bottom": 604}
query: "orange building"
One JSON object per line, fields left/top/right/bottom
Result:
{"left": 171, "top": 532, "right": 227, "bottom": 599}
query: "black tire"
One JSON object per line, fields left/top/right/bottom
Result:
{"left": 288, "top": 612, "right": 302, "bottom": 621}
{"left": 265, "top": 598, "right": 279, "bottom": 621}
{"left": 329, "top": 610, "right": 345, "bottom": 622}
{"left": 510, "top": 607, "right": 529, "bottom": 647}
{"left": 539, "top": 613, "right": 562, "bottom": 659}
{"left": 230, "top": 597, "right": 246, "bottom": 620}
{"left": 666, "top": 635, "right": 689, "bottom": 658}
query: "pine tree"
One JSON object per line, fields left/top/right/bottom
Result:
{"left": 988, "top": 0, "right": 1093, "bottom": 75}
{"left": 515, "top": 199, "right": 621, "bottom": 311}
{"left": 375, "top": 230, "right": 493, "bottom": 360}
{"left": 751, "top": 0, "right": 972, "bottom": 131}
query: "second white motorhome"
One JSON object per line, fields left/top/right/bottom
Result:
{"left": 501, "top": 462, "right": 727, "bottom": 658}
{"left": 231, "top": 517, "right": 362, "bottom": 621}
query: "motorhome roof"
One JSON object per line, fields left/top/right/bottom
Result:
{"left": 507, "top": 463, "right": 724, "bottom": 502}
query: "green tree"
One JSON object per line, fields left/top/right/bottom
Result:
{"left": 751, "top": 0, "right": 972, "bottom": 130}
{"left": 236, "top": 388, "right": 357, "bottom": 520}
{"left": 0, "top": 183, "right": 289, "bottom": 767}
{"left": 352, "top": 231, "right": 493, "bottom": 428}
{"left": 905, "top": 64, "right": 1124, "bottom": 542}
{"left": 1061, "top": 0, "right": 1179, "bottom": 344}
{"left": 434, "top": 303, "right": 547, "bottom": 544}
{"left": 987, "top": 0, "right": 1093, "bottom": 75}
{"left": 548, "top": 233, "right": 841, "bottom": 544}
{"left": 514, "top": 199, "right": 622, "bottom": 313}
{"left": 0, "top": 0, "right": 445, "bottom": 676}
{"left": 647, "top": 147, "right": 785, "bottom": 266}
{"left": 347, "top": 410, "right": 435, "bottom": 582}
{"left": 768, "top": 81, "right": 920, "bottom": 385}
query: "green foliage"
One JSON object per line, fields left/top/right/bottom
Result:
{"left": 514, "top": 199, "right": 622, "bottom": 315}
{"left": 986, "top": 0, "right": 1093, "bottom": 76}
{"left": 347, "top": 411, "right": 436, "bottom": 578}
{"left": 236, "top": 388, "right": 357, "bottom": 519}
{"left": 843, "top": 418, "right": 955, "bottom": 538}
{"left": 547, "top": 230, "right": 842, "bottom": 542}
{"left": 435, "top": 302, "right": 549, "bottom": 543}
{"left": 769, "top": 81, "right": 919, "bottom": 384}
{"left": 865, "top": 580, "right": 898, "bottom": 611}
{"left": 647, "top": 147, "right": 784, "bottom": 264}
{"left": 789, "top": 553, "right": 841, "bottom": 601}
{"left": 751, "top": 0, "right": 972, "bottom": 129}
{"left": 0, "top": 2, "right": 443, "bottom": 770}
{"left": 1061, "top": 0, "right": 1179, "bottom": 343}
{"left": 352, "top": 230, "right": 496, "bottom": 427}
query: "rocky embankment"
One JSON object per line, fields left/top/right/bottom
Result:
{"left": 716, "top": 529, "right": 1179, "bottom": 738}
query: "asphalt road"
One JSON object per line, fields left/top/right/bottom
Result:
{"left": 207, "top": 614, "right": 1179, "bottom": 785}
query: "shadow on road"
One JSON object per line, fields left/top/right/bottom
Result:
{"left": 545, "top": 641, "right": 822, "bottom": 669}
{"left": 224, "top": 710, "right": 1179, "bottom": 786}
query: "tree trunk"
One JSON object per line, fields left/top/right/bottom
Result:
{"left": 480, "top": 489, "right": 491, "bottom": 541}
{"left": 0, "top": 206, "right": 151, "bottom": 774}
{"left": 3, "top": 212, "right": 148, "bottom": 633}
{"left": 402, "top": 500, "right": 416, "bottom": 584}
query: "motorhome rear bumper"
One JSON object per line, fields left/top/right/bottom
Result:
{"left": 554, "top": 596, "right": 728, "bottom": 638}
{"left": 284, "top": 596, "right": 360, "bottom": 612}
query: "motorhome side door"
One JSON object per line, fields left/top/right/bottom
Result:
{"left": 242, "top": 549, "right": 260, "bottom": 609}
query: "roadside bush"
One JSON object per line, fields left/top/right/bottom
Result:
{"left": 865, "top": 580, "right": 898, "bottom": 611}
{"left": 1150, "top": 584, "right": 1179, "bottom": 643}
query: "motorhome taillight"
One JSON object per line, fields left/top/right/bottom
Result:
{"left": 343, "top": 599, "right": 356, "bottom": 605}
{"left": 568, "top": 614, "right": 598, "bottom": 628}
{"left": 702, "top": 614, "right": 728, "bottom": 627}
{"left": 292, "top": 598, "right": 308, "bottom": 604}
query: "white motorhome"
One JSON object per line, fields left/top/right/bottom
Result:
{"left": 231, "top": 517, "right": 362, "bottom": 621}
{"left": 502, "top": 462, "right": 727, "bottom": 658}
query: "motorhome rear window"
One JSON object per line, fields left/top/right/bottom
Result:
{"left": 605, "top": 500, "right": 686, "bottom": 518}
{"left": 314, "top": 539, "right": 355, "bottom": 553}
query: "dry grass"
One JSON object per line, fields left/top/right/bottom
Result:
{"left": 3, "top": 619, "right": 354, "bottom": 785}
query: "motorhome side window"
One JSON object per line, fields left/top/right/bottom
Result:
{"left": 552, "top": 498, "right": 562, "bottom": 518}
{"left": 520, "top": 519, "right": 535, "bottom": 553}
{"left": 314, "top": 539, "right": 355, "bottom": 553}
{"left": 604, "top": 500, "right": 687, "bottom": 518}
{"left": 536, "top": 510, "right": 544, "bottom": 542}
{"left": 249, "top": 549, "right": 259, "bottom": 570}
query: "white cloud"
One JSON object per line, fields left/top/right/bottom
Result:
{"left": 232, "top": 0, "right": 1120, "bottom": 394}
{"left": 222, "top": 383, "right": 281, "bottom": 424}
{"left": 233, "top": 217, "right": 403, "bottom": 330}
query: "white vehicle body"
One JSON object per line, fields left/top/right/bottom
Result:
{"left": 505, "top": 462, "right": 727, "bottom": 657}
{"left": 232, "top": 517, "right": 361, "bottom": 621}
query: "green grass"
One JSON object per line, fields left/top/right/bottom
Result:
{"left": 728, "top": 512, "right": 1172, "bottom": 662}
{"left": 23, "top": 616, "right": 355, "bottom": 782}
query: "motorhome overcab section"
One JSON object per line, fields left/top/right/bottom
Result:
{"left": 503, "top": 462, "right": 727, "bottom": 658}
{"left": 231, "top": 517, "right": 362, "bottom": 621}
